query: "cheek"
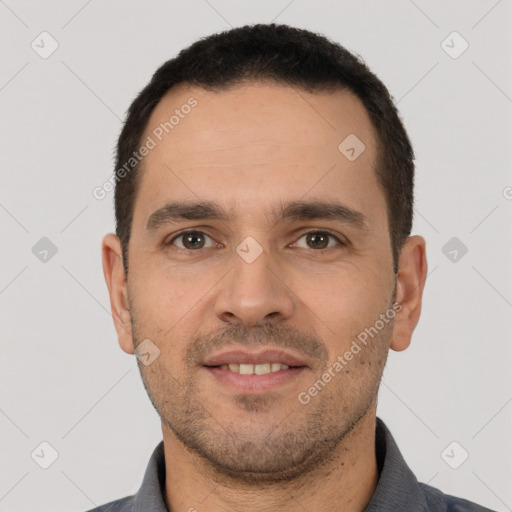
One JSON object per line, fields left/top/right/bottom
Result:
{"left": 128, "top": 269, "right": 198, "bottom": 339}
{"left": 296, "top": 263, "right": 392, "bottom": 355}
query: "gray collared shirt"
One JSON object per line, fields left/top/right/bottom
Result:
{"left": 86, "top": 417, "right": 495, "bottom": 511}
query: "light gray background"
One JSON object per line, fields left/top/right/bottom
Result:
{"left": 1, "top": 1, "right": 511, "bottom": 511}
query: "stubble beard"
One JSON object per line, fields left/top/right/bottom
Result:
{"left": 132, "top": 318, "right": 391, "bottom": 485}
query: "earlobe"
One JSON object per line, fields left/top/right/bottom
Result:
{"left": 101, "top": 233, "right": 135, "bottom": 354}
{"left": 390, "top": 235, "right": 428, "bottom": 352}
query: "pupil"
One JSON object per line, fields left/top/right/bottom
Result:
{"left": 308, "top": 233, "right": 327, "bottom": 249}
{"left": 186, "top": 233, "right": 203, "bottom": 248}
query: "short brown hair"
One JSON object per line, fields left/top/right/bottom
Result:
{"left": 114, "top": 23, "right": 415, "bottom": 274}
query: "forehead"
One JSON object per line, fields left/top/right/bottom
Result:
{"left": 144, "top": 81, "right": 377, "bottom": 160}
{"left": 133, "top": 81, "right": 384, "bottom": 228}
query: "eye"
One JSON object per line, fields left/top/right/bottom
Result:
{"left": 168, "top": 231, "right": 216, "bottom": 250}
{"left": 293, "top": 231, "right": 343, "bottom": 250}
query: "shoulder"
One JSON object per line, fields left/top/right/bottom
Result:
{"left": 420, "top": 482, "right": 497, "bottom": 511}
{"left": 84, "top": 495, "right": 135, "bottom": 512}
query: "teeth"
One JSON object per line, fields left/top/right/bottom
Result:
{"left": 239, "top": 364, "right": 253, "bottom": 375}
{"left": 219, "top": 363, "right": 292, "bottom": 375}
{"left": 255, "top": 363, "right": 271, "bottom": 375}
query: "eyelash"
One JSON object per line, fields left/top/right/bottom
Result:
{"left": 166, "top": 229, "right": 345, "bottom": 252}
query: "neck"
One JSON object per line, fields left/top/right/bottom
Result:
{"left": 162, "top": 407, "right": 379, "bottom": 512}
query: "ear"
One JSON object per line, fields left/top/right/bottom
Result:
{"left": 101, "top": 233, "right": 134, "bottom": 354}
{"left": 390, "top": 235, "right": 428, "bottom": 352}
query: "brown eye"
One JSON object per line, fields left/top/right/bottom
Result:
{"left": 170, "top": 231, "right": 214, "bottom": 250}
{"left": 294, "top": 231, "right": 342, "bottom": 250}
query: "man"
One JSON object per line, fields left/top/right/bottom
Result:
{"left": 94, "top": 23, "right": 494, "bottom": 511}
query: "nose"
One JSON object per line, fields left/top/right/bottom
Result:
{"left": 214, "top": 244, "right": 296, "bottom": 326}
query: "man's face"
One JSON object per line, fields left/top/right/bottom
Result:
{"left": 121, "top": 82, "right": 398, "bottom": 480}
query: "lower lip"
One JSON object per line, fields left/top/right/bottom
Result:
{"left": 203, "top": 366, "right": 306, "bottom": 392}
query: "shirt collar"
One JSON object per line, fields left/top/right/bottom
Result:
{"left": 132, "top": 417, "right": 426, "bottom": 511}
{"left": 133, "top": 440, "right": 168, "bottom": 512}
{"left": 364, "top": 417, "right": 427, "bottom": 511}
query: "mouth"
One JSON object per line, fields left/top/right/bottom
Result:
{"left": 214, "top": 362, "right": 295, "bottom": 375}
{"left": 201, "top": 348, "right": 309, "bottom": 392}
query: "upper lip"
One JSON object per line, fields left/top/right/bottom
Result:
{"left": 202, "top": 348, "right": 309, "bottom": 367}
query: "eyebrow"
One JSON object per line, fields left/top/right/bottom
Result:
{"left": 145, "top": 200, "right": 368, "bottom": 232}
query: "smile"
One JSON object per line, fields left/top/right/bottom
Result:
{"left": 218, "top": 363, "right": 291, "bottom": 375}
